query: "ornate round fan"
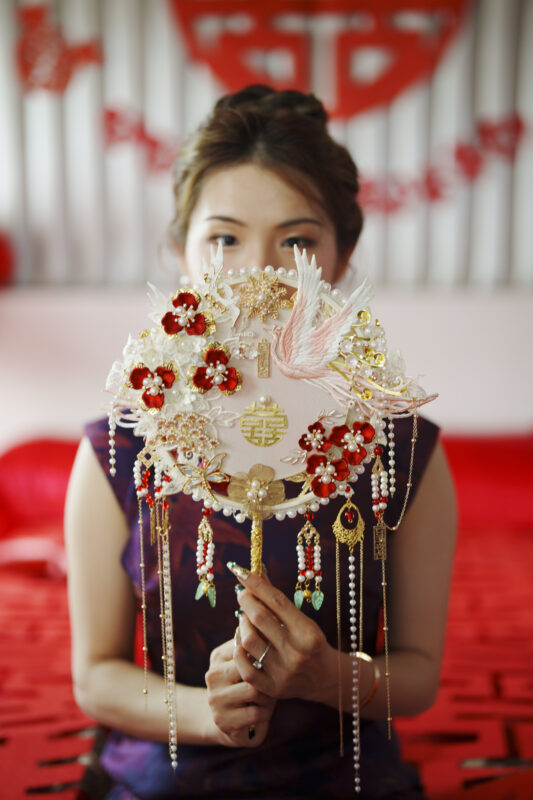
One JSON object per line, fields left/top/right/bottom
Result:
{"left": 106, "top": 245, "right": 435, "bottom": 777}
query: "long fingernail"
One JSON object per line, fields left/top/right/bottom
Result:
{"left": 227, "top": 561, "right": 250, "bottom": 581}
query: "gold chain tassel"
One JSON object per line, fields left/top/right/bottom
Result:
{"left": 158, "top": 500, "right": 178, "bottom": 770}
{"left": 137, "top": 497, "right": 149, "bottom": 706}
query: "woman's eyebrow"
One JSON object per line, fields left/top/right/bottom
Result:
{"left": 277, "top": 217, "right": 323, "bottom": 228}
{"left": 205, "top": 215, "right": 245, "bottom": 226}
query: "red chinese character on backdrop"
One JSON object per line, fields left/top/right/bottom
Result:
{"left": 169, "top": 0, "right": 469, "bottom": 119}
{"left": 16, "top": 5, "right": 102, "bottom": 92}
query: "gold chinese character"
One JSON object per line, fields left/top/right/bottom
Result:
{"left": 240, "top": 399, "right": 288, "bottom": 447}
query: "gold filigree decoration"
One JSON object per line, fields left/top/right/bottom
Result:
{"left": 174, "top": 453, "right": 228, "bottom": 503}
{"left": 227, "top": 464, "right": 285, "bottom": 521}
{"left": 152, "top": 413, "right": 219, "bottom": 459}
{"left": 238, "top": 273, "right": 292, "bottom": 321}
{"left": 240, "top": 399, "right": 288, "bottom": 447}
{"left": 332, "top": 498, "right": 365, "bottom": 550}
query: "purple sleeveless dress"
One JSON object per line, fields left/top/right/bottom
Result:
{"left": 85, "top": 414, "right": 438, "bottom": 799}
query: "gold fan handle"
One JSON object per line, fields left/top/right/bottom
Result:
{"left": 250, "top": 513, "right": 263, "bottom": 575}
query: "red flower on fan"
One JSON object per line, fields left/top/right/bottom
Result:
{"left": 329, "top": 421, "right": 375, "bottom": 465}
{"left": 298, "top": 421, "right": 332, "bottom": 453}
{"left": 189, "top": 343, "right": 242, "bottom": 395}
{"left": 306, "top": 454, "right": 350, "bottom": 498}
{"left": 129, "top": 364, "right": 176, "bottom": 410}
{"left": 161, "top": 289, "right": 214, "bottom": 337}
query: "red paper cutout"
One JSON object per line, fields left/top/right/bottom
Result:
{"left": 454, "top": 143, "right": 484, "bottom": 181}
{"left": 477, "top": 113, "right": 525, "bottom": 159}
{"left": 359, "top": 112, "right": 526, "bottom": 214}
{"left": 103, "top": 108, "right": 180, "bottom": 172}
{"left": 16, "top": 5, "right": 102, "bottom": 92}
{"left": 169, "top": 0, "right": 469, "bottom": 119}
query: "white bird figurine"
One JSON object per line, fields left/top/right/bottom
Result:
{"left": 270, "top": 246, "right": 372, "bottom": 405}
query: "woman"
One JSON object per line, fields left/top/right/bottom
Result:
{"left": 65, "top": 85, "right": 456, "bottom": 799}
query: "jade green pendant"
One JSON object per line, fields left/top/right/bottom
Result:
{"left": 195, "top": 581, "right": 207, "bottom": 601}
{"left": 294, "top": 589, "right": 304, "bottom": 609}
{"left": 311, "top": 590, "right": 324, "bottom": 611}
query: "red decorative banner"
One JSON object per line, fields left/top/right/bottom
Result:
{"left": 103, "top": 108, "right": 181, "bottom": 172}
{"left": 16, "top": 5, "right": 102, "bottom": 92}
{"left": 358, "top": 113, "right": 526, "bottom": 213}
{"left": 0, "top": 232, "right": 15, "bottom": 286}
{"left": 169, "top": 0, "right": 469, "bottom": 119}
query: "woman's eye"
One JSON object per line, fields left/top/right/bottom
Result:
{"left": 212, "top": 234, "right": 237, "bottom": 247}
{"left": 283, "top": 236, "right": 315, "bottom": 249}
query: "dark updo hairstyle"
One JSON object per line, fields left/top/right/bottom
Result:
{"left": 170, "top": 84, "right": 363, "bottom": 264}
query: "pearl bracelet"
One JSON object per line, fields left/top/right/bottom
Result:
{"left": 356, "top": 651, "right": 381, "bottom": 708}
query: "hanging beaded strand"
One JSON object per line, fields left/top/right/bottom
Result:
{"left": 387, "top": 419, "right": 396, "bottom": 498}
{"left": 133, "top": 453, "right": 152, "bottom": 702}
{"left": 158, "top": 497, "right": 178, "bottom": 770}
{"left": 108, "top": 411, "right": 117, "bottom": 477}
{"left": 332, "top": 492, "right": 365, "bottom": 794}
{"left": 294, "top": 512, "right": 324, "bottom": 611}
{"left": 372, "top": 412, "right": 419, "bottom": 739}
{"left": 195, "top": 508, "right": 216, "bottom": 607}
{"left": 371, "top": 440, "right": 392, "bottom": 739}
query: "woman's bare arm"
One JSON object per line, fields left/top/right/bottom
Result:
{"left": 64, "top": 437, "right": 274, "bottom": 747}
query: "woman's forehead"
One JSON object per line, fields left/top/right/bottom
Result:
{"left": 193, "top": 163, "right": 328, "bottom": 225}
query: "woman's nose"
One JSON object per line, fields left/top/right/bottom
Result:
{"left": 248, "top": 242, "right": 277, "bottom": 270}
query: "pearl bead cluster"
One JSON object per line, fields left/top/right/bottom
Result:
{"left": 388, "top": 420, "right": 396, "bottom": 496}
{"left": 196, "top": 534, "right": 214, "bottom": 580}
{"left": 348, "top": 552, "right": 361, "bottom": 793}
{"left": 161, "top": 533, "right": 178, "bottom": 770}
{"left": 342, "top": 429, "right": 364, "bottom": 453}
{"left": 296, "top": 541, "right": 322, "bottom": 584}
{"left": 246, "top": 479, "right": 268, "bottom": 503}
{"left": 371, "top": 465, "right": 389, "bottom": 519}
{"left": 314, "top": 461, "right": 337, "bottom": 485}
{"left": 142, "top": 372, "right": 165, "bottom": 397}
{"left": 173, "top": 302, "right": 198, "bottom": 328}
{"left": 203, "top": 360, "right": 228, "bottom": 386}
{"left": 304, "top": 428, "right": 327, "bottom": 449}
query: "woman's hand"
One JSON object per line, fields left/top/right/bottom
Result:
{"left": 205, "top": 639, "right": 277, "bottom": 747}
{"left": 228, "top": 563, "right": 338, "bottom": 705}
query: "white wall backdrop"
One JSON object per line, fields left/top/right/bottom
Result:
{"left": 0, "top": 0, "right": 532, "bottom": 289}
{"left": 0, "top": 0, "right": 532, "bottom": 449}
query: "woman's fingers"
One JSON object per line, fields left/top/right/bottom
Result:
{"left": 227, "top": 563, "right": 300, "bottom": 632}
{"left": 233, "top": 641, "right": 274, "bottom": 693}
{"left": 238, "top": 612, "right": 269, "bottom": 662}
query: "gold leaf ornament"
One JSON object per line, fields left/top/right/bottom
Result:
{"left": 227, "top": 464, "right": 285, "bottom": 519}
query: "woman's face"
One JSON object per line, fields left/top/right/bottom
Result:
{"left": 182, "top": 163, "right": 348, "bottom": 284}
